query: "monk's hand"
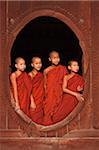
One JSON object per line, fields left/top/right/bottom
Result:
{"left": 30, "top": 102, "right": 36, "bottom": 110}
{"left": 15, "top": 102, "right": 20, "bottom": 111}
{"left": 77, "top": 85, "right": 83, "bottom": 92}
{"left": 75, "top": 93, "right": 84, "bottom": 102}
{"left": 11, "top": 99, "right": 16, "bottom": 108}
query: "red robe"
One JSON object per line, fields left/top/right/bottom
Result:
{"left": 43, "top": 65, "right": 67, "bottom": 125}
{"left": 29, "top": 72, "right": 44, "bottom": 124}
{"left": 53, "top": 74, "right": 85, "bottom": 123}
{"left": 10, "top": 72, "right": 32, "bottom": 117}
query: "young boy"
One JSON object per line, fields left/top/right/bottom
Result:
{"left": 53, "top": 60, "right": 85, "bottom": 123}
{"left": 43, "top": 51, "right": 68, "bottom": 125}
{"left": 28, "top": 57, "right": 44, "bottom": 124}
{"left": 10, "top": 57, "right": 36, "bottom": 116}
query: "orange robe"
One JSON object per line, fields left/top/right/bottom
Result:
{"left": 53, "top": 74, "right": 85, "bottom": 123}
{"left": 10, "top": 72, "right": 32, "bottom": 116}
{"left": 43, "top": 65, "right": 67, "bottom": 125}
{"left": 29, "top": 72, "right": 44, "bottom": 124}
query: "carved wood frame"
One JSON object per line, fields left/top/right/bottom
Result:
{"left": 7, "top": 9, "right": 89, "bottom": 132}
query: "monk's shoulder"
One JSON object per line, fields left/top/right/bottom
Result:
{"left": 28, "top": 72, "right": 33, "bottom": 78}
{"left": 43, "top": 69, "right": 48, "bottom": 74}
{"left": 59, "top": 64, "right": 66, "bottom": 70}
{"left": 59, "top": 65, "right": 68, "bottom": 74}
{"left": 28, "top": 71, "right": 32, "bottom": 76}
{"left": 59, "top": 64, "right": 65, "bottom": 68}
{"left": 44, "top": 66, "right": 52, "bottom": 74}
{"left": 10, "top": 72, "right": 16, "bottom": 80}
{"left": 64, "top": 74, "right": 71, "bottom": 80}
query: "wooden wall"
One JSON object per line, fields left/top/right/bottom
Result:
{"left": 0, "top": 1, "right": 99, "bottom": 150}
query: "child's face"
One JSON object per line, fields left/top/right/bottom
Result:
{"left": 49, "top": 52, "right": 60, "bottom": 65}
{"left": 15, "top": 59, "right": 26, "bottom": 71}
{"left": 31, "top": 58, "right": 42, "bottom": 71}
{"left": 68, "top": 61, "right": 79, "bottom": 73}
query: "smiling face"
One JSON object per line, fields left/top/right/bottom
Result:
{"left": 68, "top": 61, "right": 79, "bottom": 73}
{"left": 31, "top": 57, "right": 42, "bottom": 71}
{"left": 15, "top": 58, "right": 26, "bottom": 72}
{"left": 49, "top": 51, "right": 60, "bottom": 66}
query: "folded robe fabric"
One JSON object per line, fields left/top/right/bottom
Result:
{"left": 10, "top": 72, "right": 32, "bottom": 117}
{"left": 29, "top": 72, "right": 44, "bottom": 124}
{"left": 53, "top": 74, "right": 85, "bottom": 123}
{"left": 43, "top": 65, "right": 67, "bottom": 125}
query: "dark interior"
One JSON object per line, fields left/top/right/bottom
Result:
{"left": 10, "top": 16, "right": 83, "bottom": 74}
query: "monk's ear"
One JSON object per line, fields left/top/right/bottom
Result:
{"left": 15, "top": 64, "right": 17, "bottom": 68}
{"left": 31, "top": 63, "right": 34, "bottom": 67}
{"left": 49, "top": 57, "right": 51, "bottom": 62}
{"left": 68, "top": 65, "right": 71, "bottom": 70}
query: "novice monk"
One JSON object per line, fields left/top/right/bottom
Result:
{"left": 53, "top": 60, "right": 85, "bottom": 123}
{"left": 28, "top": 57, "right": 44, "bottom": 124}
{"left": 10, "top": 57, "right": 36, "bottom": 116}
{"left": 43, "top": 51, "right": 68, "bottom": 125}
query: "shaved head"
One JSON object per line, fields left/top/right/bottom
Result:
{"left": 68, "top": 60, "right": 78, "bottom": 66}
{"left": 15, "top": 57, "right": 25, "bottom": 64}
{"left": 31, "top": 57, "right": 41, "bottom": 63}
{"left": 49, "top": 51, "right": 59, "bottom": 58}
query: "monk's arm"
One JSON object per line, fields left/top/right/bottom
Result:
{"left": 62, "top": 76, "right": 84, "bottom": 102}
{"left": 9, "top": 87, "right": 16, "bottom": 107}
{"left": 77, "top": 85, "right": 84, "bottom": 92}
{"left": 10, "top": 73, "right": 20, "bottom": 108}
{"left": 62, "top": 76, "right": 77, "bottom": 96}
{"left": 77, "top": 78, "right": 85, "bottom": 92}
{"left": 10, "top": 87, "right": 14, "bottom": 100}
{"left": 43, "top": 67, "right": 52, "bottom": 90}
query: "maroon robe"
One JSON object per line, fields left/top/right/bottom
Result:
{"left": 29, "top": 72, "right": 44, "bottom": 124}
{"left": 43, "top": 65, "right": 67, "bottom": 125}
{"left": 53, "top": 74, "right": 85, "bottom": 123}
{"left": 10, "top": 72, "right": 32, "bottom": 117}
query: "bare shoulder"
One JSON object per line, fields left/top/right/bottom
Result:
{"left": 44, "top": 66, "right": 52, "bottom": 74}
{"left": 10, "top": 72, "right": 16, "bottom": 80}
{"left": 28, "top": 72, "right": 32, "bottom": 76}
{"left": 43, "top": 68, "right": 47, "bottom": 74}
{"left": 28, "top": 72, "right": 33, "bottom": 79}
{"left": 64, "top": 74, "right": 71, "bottom": 80}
